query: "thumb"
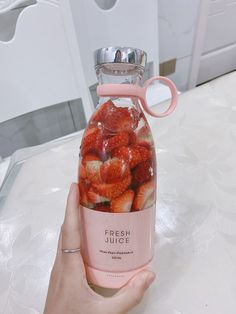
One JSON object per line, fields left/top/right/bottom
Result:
{"left": 109, "top": 271, "right": 156, "bottom": 313}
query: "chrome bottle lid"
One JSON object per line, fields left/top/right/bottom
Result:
{"left": 94, "top": 47, "right": 147, "bottom": 69}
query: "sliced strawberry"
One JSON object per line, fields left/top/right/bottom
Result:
{"left": 86, "top": 160, "right": 103, "bottom": 184}
{"left": 144, "top": 193, "right": 155, "bottom": 208}
{"left": 103, "top": 106, "right": 134, "bottom": 132}
{"left": 81, "top": 127, "right": 99, "bottom": 156}
{"left": 104, "top": 131, "right": 129, "bottom": 152}
{"left": 79, "top": 161, "right": 87, "bottom": 179}
{"left": 130, "top": 107, "right": 141, "bottom": 130}
{"left": 81, "top": 127, "right": 104, "bottom": 156}
{"left": 111, "top": 190, "right": 134, "bottom": 213}
{"left": 82, "top": 153, "right": 100, "bottom": 164}
{"left": 79, "top": 180, "right": 93, "bottom": 208}
{"left": 133, "top": 181, "right": 155, "bottom": 211}
{"left": 94, "top": 203, "right": 111, "bottom": 212}
{"left": 80, "top": 154, "right": 101, "bottom": 180}
{"left": 112, "top": 146, "right": 134, "bottom": 167}
{"left": 129, "top": 131, "right": 137, "bottom": 145}
{"left": 94, "top": 136, "right": 106, "bottom": 156}
{"left": 92, "top": 175, "right": 131, "bottom": 199}
{"left": 100, "top": 158, "right": 130, "bottom": 183}
{"left": 136, "top": 126, "right": 153, "bottom": 148}
{"left": 88, "top": 188, "right": 110, "bottom": 203}
{"left": 132, "top": 160, "right": 153, "bottom": 186}
{"left": 129, "top": 146, "right": 147, "bottom": 168}
{"left": 91, "top": 100, "right": 115, "bottom": 122}
{"left": 112, "top": 145, "right": 151, "bottom": 169}
{"left": 135, "top": 145, "right": 152, "bottom": 163}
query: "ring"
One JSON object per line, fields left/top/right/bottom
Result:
{"left": 61, "top": 248, "right": 81, "bottom": 253}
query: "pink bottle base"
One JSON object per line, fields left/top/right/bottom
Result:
{"left": 85, "top": 260, "right": 153, "bottom": 289}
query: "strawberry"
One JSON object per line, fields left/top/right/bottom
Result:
{"left": 133, "top": 181, "right": 155, "bottom": 211}
{"left": 91, "top": 100, "right": 115, "bottom": 122}
{"left": 132, "top": 160, "right": 153, "bottom": 186}
{"left": 135, "top": 145, "right": 152, "bottom": 163}
{"left": 92, "top": 175, "right": 131, "bottom": 199}
{"left": 129, "top": 146, "right": 146, "bottom": 168}
{"left": 112, "top": 145, "right": 151, "bottom": 169}
{"left": 129, "top": 131, "right": 137, "bottom": 145}
{"left": 79, "top": 180, "right": 93, "bottom": 208}
{"left": 82, "top": 153, "right": 100, "bottom": 164}
{"left": 111, "top": 190, "right": 134, "bottom": 213}
{"left": 100, "top": 158, "right": 130, "bottom": 183}
{"left": 103, "top": 106, "right": 134, "bottom": 132}
{"left": 79, "top": 154, "right": 101, "bottom": 181}
{"left": 94, "top": 203, "right": 111, "bottom": 212}
{"left": 88, "top": 188, "right": 110, "bottom": 203}
{"left": 136, "top": 126, "right": 153, "bottom": 148}
{"left": 81, "top": 127, "right": 104, "bottom": 156}
{"left": 104, "top": 132, "right": 129, "bottom": 152}
{"left": 79, "top": 161, "right": 87, "bottom": 179}
{"left": 130, "top": 107, "right": 141, "bottom": 130}
{"left": 112, "top": 146, "right": 133, "bottom": 166}
{"left": 86, "top": 160, "right": 103, "bottom": 183}
{"left": 144, "top": 193, "right": 155, "bottom": 209}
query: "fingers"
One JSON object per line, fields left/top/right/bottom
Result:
{"left": 52, "top": 232, "right": 62, "bottom": 269}
{"left": 109, "top": 271, "right": 156, "bottom": 313}
{"left": 59, "top": 183, "right": 86, "bottom": 275}
{"left": 61, "top": 183, "right": 81, "bottom": 251}
{"left": 52, "top": 183, "right": 91, "bottom": 289}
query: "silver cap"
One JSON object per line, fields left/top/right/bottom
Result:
{"left": 94, "top": 47, "right": 147, "bottom": 69}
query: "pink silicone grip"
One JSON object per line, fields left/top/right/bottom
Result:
{"left": 97, "top": 76, "right": 178, "bottom": 118}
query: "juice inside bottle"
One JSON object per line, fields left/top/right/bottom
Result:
{"left": 79, "top": 98, "right": 156, "bottom": 212}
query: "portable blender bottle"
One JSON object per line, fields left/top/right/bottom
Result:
{"left": 78, "top": 47, "right": 177, "bottom": 288}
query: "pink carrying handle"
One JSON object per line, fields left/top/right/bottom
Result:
{"left": 97, "top": 76, "right": 178, "bottom": 118}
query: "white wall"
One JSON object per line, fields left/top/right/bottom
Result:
{"left": 69, "top": 0, "right": 160, "bottom": 87}
{"left": 158, "top": 0, "right": 200, "bottom": 91}
{"left": 197, "top": 0, "right": 236, "bottom": 85}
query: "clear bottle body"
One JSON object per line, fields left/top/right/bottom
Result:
{"left": 78, "top": 63, "right": 156, "bottom": 288}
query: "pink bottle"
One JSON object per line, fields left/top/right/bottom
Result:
{"left": 78, "top": 47, "right": 177, "bottom": 288}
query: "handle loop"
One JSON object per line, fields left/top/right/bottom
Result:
{"left": 97, "top": 76, "right": 178, "bottom": 118}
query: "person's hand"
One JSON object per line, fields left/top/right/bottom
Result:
{"left": 44, "top": 183, "right": 156, "bottom": 314}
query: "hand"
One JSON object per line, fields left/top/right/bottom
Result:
{"left": 44, "top": 183, "right": 156, "bottom": 314}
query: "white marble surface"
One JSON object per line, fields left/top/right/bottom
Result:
{"left": 1, "top": 72, "right": 236, "bottom": 313}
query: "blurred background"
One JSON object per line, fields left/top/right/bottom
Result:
{"left": 0, "top": 0, "right": 236, "bottom": 159}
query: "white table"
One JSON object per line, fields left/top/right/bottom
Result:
{"left": 1, "top": 72, "right": 236, "bottom": 314}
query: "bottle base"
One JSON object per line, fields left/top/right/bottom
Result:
{"left": 85, "top": 260, "right": 153, "bottom": 289}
